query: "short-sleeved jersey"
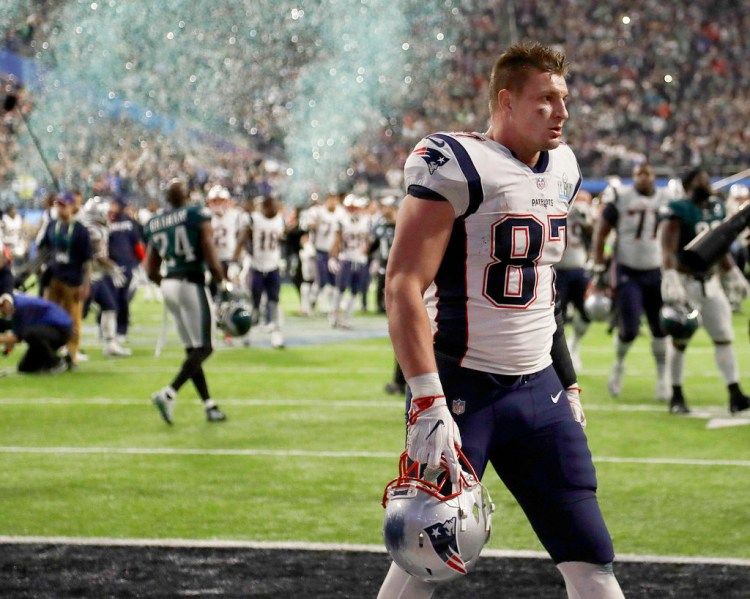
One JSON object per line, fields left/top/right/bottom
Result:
{"left": 405, "top": 132, "right": 581, "bottom": 375}
{"left": 144, "top": 204, "right": 210, "bottom": 279}
{"left": 310, "top": 204, "right": 344, "bottom": 252}
{"left": 660, "top": 197, "right": 727, "bottom": 252}
{"left": 1, "top": 213, "right": 26, "bottom": 258}
{"left": 556, "top": 200, "right": 592, "bottom": 270}
{"left": 211, "top": 207, "right": 243, "bottom": 262}
{"left": 338, "top": 212, "right": 371, "bottom": 264}
{"left": 601, "top": 185, "right": 671, "bottom": 270}
{"left": 250, "top": 212, "right": 285, "bottom": 273}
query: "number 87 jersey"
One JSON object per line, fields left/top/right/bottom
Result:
{"left": 404, "top": 132, "right": 581, "bottom": 376}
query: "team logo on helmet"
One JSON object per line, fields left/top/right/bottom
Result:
{"left": 414, "top": 146, "right": 450, "bottom": 175}
{"left": 424, "top": 517, "right": 467, "bottom": 575}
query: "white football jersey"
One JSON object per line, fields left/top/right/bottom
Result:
{"left": 250, "top": 212, "right": 285, "bottom": 273}
{"left": 601, "top": 185, "right": 670, "bottom": 270}
{"left": 338, "top": 212, "right": 371, "bottom": 264}
{"left": 1, "top": 213, "right": 26, "bottom": 258}
{"left": 557, "top": 200, "right": 592, "bottom": 270}
{"left": 310, "top": 205, "right": 344, "bottom": 252}
{"left": 211, "top": 207, "right": 243, "bottom": 262}
{"left": 405, "top": 132, "right": 581, "bottom": 375}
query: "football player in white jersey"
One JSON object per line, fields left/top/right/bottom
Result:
{"left": 378, "top": 42, "right": 624, "bottom": 599}
{"left": 555, "top": 189, "right": 594, "bottom": 371}
{"left": 591, "top": 163, "right": 672, "bottom": 401}
{"left": 308, "top": 192, "right": 344, "bottom": 316}
{"left": 1, "top": 202, "right": 28, "bottom": 267}
{"left": 207, "top": 185, "right": 243, "bottom": 290}
{"left": 247, "top": 196, "right": 286, "bottom": 348}
{"left": 328, "top": 194, "right": 371, "bottom": 329}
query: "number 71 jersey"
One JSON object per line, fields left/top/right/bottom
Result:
{"left": 404, "top": 132, "right": 581, "bottom": 375}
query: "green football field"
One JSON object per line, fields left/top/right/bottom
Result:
{"left": 1, "top": 286, "right": 749, "bottom": 562}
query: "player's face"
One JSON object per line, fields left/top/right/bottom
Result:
{"left": 511, "top": 71, "right": 569, "bottom": 152}
{"left": 633, "top": 165, "right": 655, "bottom": 195}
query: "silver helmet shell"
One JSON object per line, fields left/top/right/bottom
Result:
{"left": 382, "top": 451, "right": 494, "bottom": 582}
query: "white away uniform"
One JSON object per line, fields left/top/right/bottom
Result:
{"left": 404, "top": 132, "right": 581, "bottom": 375}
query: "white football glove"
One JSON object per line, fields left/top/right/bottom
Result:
{"left": 110, "top": 265, "right": 126, "bottom": 288}
{"left": 327, "top": 256, "right": 341, "bottom": 275}
{"left": 407, "top": 395, "right": 462, "bottom": 484}
{"left": 720, "top": 265, "right": 750, "bottom": 305}
{"left": 565, "top": 384, "right": 587, "bottom": 428}
{"left": 661, "top": 269, "right": 686, "bottom": 305}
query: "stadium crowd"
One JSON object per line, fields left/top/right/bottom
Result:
{"left": 0, "top": 2, "right": 749, "bottom": 420}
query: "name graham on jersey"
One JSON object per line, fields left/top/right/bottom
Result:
{"left": 147, "top": 209, "right": 187, "bottom": 232}
{"left": 531, "top": 198, "right": 555, "bottom": 208}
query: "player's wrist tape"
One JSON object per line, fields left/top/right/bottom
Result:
{"left": 406, "top": 372, "right": 443, "bottom": 398}
{"left": 407, "top": 395, "right": 446, "bottom": 424}
{"left": 566, "top": 383, "right": 581, "bottom": 393}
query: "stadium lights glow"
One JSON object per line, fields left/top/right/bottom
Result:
{"left": 622, "top": 16, "right": 631, "bottom": 24}
{"left": 664, "top": 74, "right": 673, "bottom": 83}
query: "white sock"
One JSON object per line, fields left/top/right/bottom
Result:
{"left": 651, "top": 336, "right": 669, "bottom": 380}
{"left": 101, "top": 310, "right": 117, "bottom": 343}
{"left": 377, "top": 562, "right": 438, "bottom": 599}
{"left": 557, "top": 561, "right": 625, "bottom": 599}
{"left": 615, "top": 337, "right": 632, "bottom": 364}
{"left": 715, "top": 343, "right": 740, "bottom": 385}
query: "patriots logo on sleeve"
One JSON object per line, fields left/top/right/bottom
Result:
{"left": 424, "top": 517, "right": 467, "bottom": 575}
{"left": 414, "top": 146, "right": 450, "bottom": 175}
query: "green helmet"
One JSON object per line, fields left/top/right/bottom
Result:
{"left": 217, "top": 301, "right": 253, "bottom": 337}
{"left": 659, "top": 303, "right": 700, "bottom": 339}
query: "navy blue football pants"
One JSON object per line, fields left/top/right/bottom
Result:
{"left": 408, "top": 359, "right": 615, "bottom": 565}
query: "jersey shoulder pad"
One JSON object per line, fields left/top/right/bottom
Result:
{"left": 404, "top": 133, "right": 472, "bottom": 216}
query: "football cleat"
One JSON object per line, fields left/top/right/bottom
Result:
{"left": 655, "top": 377, "right": 671, "bottom": 402}
{"left": 104, "top": 341, "right": 132, "bottom": 357}
{"left": 669, "top": 391, "right": 690, "bottom": 415}
{"left": 729, "top": 392, "right": 750, "bottom": 414}
{"left": 607, "top": 361, "right": 624, "bottom": 398}
{"left": 382, "top": 449, "right": 494, "bottom": 583}
{"left": 270, "top": 330, "right": 285, "bottom": 349}
{"left": 151, "top": 387, "right": 175, "bottom": 425}
{"left": 206, "top": 406, "right": 227, "bottom": 422}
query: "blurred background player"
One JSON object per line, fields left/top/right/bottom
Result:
{"left": 79, "top": 196, "right": 131, "bottom": 357}
{"left": 240, "top": 195, "right": 286, "bottom": 348}
{"left": 555, "top": 189, "right": 594, "bottom": 371}
{"left": 724, "top": 183, "right": 750, "bottom": 310}
{"left": 591, "top": 163, "right": 672, "bottom": 401}
{"left": 660, "top": 168, "right": 750, "bottom": 414}
{"left": 328, "top": 194, "right": 371, "bottom": 329}
{"left": 144, "top": 179, "right": 229, "bottom": 424}
{"left": 1, "top": 200, "right": 28, "bottom": 270}
{"left": 107, "top": 196, "right": 146, "bottom": 344}
{"left": 207, "top": 185, "right": 243, "bottom": 298}
{"left": 308, "top": 191, "right": 344, "bottom": 318}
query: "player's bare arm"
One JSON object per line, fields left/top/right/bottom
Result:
{"left": 385, "top": 194, "right": 453, "bottom": 379}
{"left": 145, "top": 244, "right": 163, "bottom": 284}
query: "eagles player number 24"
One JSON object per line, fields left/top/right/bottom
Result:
{"left": 150, "top": 225, "right": 196, "bottom": 268}
{"left": 484, "top": 215, "right": 566, "bottom": 308}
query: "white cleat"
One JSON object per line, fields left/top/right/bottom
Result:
{"left": 151, "top": 388, "right": 175, "bottom": 425}
{"left": 104, "top": 342, "right": 132, "bottom": 357}
{"left": 608, "top": 361, "right": 624, "bottom": 397}
{"left": 270, "top": 330, "right": 285, "bottom": 349}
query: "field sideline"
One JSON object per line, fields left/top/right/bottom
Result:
{"left": 1, "top": 286, "right": 749, "bottom": 596}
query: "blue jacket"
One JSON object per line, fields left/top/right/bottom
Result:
{"left": 10, "top": 293, "right": 73, "bottom": 340}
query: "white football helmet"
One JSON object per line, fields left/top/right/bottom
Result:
{"left": 584, "top": 293, "right": 612, "bottom": 322}
{"left": 382, "top": 450, "right": 494, "bottom": 583}
{"left": 82, "top": 196, "right": 110, "bottom": 226}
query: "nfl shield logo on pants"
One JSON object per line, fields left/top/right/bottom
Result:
{"left": 451, "top": 399, "right": 466, "bottom": 415}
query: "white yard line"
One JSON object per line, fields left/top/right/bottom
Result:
{"left": 0, "top": 535, "right": 747, "bottom": 566}
{"left": 0, "top": 445, "right": 748, "bottom": 466}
